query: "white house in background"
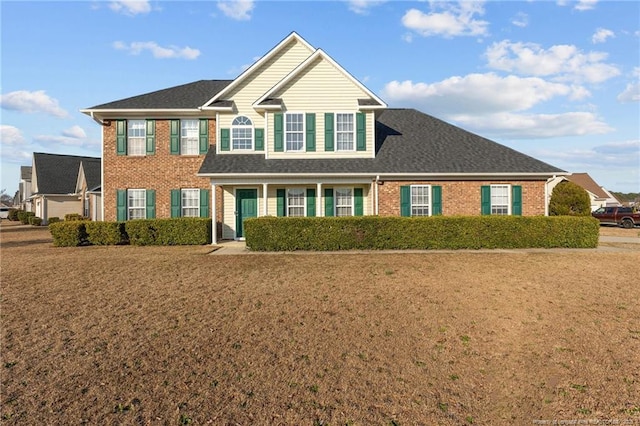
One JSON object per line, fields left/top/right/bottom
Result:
{"left": 565, "top": 172, "right": 621, "bottom": 211}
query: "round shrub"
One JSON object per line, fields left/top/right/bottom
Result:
{"left": 48, "top": 217, "right": 61, "bottom": 225}
{"left": 549, "top": 181, "right": 591, "bottom": 216}
{"left": 7, "top": 208, "right": 21, "bottom": 221}
{"left": 29, "top": 216, "right": 43, "bottom": 226}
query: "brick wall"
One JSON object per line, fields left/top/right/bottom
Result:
{"left": 378, "top": 180, "right": 547, "bottom": 216}
{"left": 102, "top": 119, "right": 223, "bottom": 222}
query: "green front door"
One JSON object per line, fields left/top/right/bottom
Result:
{"left": 235, "top": 189, "right": 257, "bottom": 238}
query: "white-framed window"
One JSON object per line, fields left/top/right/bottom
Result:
{"left": 127, "top": 120, "right": 146, "bottom": 156}
{"left": 287, "top": 188, "right": 305, "bottom": 217}
{"left": 335, "top": 187, "right": 353, "bottom": 217}
{"left": 285, "top": 113, "right": 304, "bottom": 151}
{"left": 232, "top": 116, "right": 253, "bottom": 150}
{"left": 128, "top": 189, "right": 146, "bottom": 220}
{"left": 336, "top": 113, "right": 355, "bottom": 151}
{"left": 180, "top": 119, "right": 199, "bottom": 155}
{"left": 491, "top": 185, "right": 510, "bottom": 215}
{"left": 181, "top": 188, "right": 200, "bottom": 217}
{"left": 411, "top": 185, "right": 430, "bottom": 216}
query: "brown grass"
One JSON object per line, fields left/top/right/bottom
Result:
{"left": 1, "top": 221, "right": 639, "bottom": 425}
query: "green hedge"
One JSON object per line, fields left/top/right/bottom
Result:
{"left": 8, "top": 209, "right": 20, "bottom": 221}
{"left": 245, "top": 216, "right": 600, "bottom": 251}
{"left": 49, "top": 221, "right": 89, "bottom": 247}
{"left": 29, "top": 216, "right": 43, "bottom": 226}
{"left": 85, "top": 221, "right": 128, "bottom": 245}
{"left": 17, "top": 211, "right": 35, "bottom": 225}
{"left": 125, "top": 218, "right": 211, "bottom": 246}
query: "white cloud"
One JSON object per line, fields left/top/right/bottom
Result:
{"left": 0, "top": 147, "right": 32, "bottom": 164}
{"left": 592, "top": 28, "right": 614, "bottom": 44}
{"left": 217, "top": 0, "right": 254, "bottom": 21}
{"left": 61, "top": 125, "right": 87, "bottom": 139}
{"left": 451, "top": 112, "right": 613, "bottom": 139}
{"left": 109, "top": 1, "right": 151, "bottom": 16}
{"left": 485, "top": 40, "right": 620, "bottom": 83}
{"left": 538, "top": 140, "right": 639, "bottom": 170}
{"left": 401, "top": 1, "right": 489, "bottom": 38}
{"left": 511, "top": 12, "right": 528, "bottom": 28}
{"left": 382, "top": 73, "right": 583, "bottom": 116}
{"left": 574, "top": 0, "right": 597, "bottom": 11}
{"left": 0, "top": 90, "right": 69, "bottom": 118}
{"left": 0, "top": 125, "right": 26, "bottom": 145}
{"left": 109, "top": 0, "right": 151, "bottom": 16}
{"left": 617, "top": 67, "right": 640, "bottom": 103}
{"left": 347, "top": 0, "right": 386, "bottom": 15}
{"left": 113, "top": 41, "right": 200, "bottom": 60}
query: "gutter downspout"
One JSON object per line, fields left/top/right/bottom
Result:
{"left": 374, "top": 175, "right": 380, "bottom": 215}
{"left": 89, "top": 112, "right": 108, "bottom": 127}
{"left": 545, "top": 175, "right": 556, "bottom": 216}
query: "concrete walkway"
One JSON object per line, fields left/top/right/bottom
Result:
{"left": 210, "top": 235, "right": 639, "bottom": 255}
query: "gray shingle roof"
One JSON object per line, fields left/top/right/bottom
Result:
{"left": 198, "top": 108, "right": 565, "bottom": 176}
{"left": 82, "top": 158, "right": 102, "bottom": 190}
{"left": 33, "top": 153, "right": 101, "bottom": 194}
{"left": 20, "top": 166, "right": 32, "bottom": 180}
{"left": 87, "top": 80, "right": 233, "bottom": 110}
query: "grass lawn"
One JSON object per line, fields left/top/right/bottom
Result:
{"left": 1, "top": 221, "right": 639, "bottom": 424}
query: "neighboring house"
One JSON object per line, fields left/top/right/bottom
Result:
{"left": 76, "top": 157, "right": 103, "bottom": 221}
{"left": 15, "top": 166, "right": 32, "bottom": 212}
{"left": 82, "top": 32, "right": 567, "bottom": 243}
{"left": 565, "top": 172, "right": 621, "bottom": 211}
{"left": 30, "top": 152, "right": 102, "bottom": 224}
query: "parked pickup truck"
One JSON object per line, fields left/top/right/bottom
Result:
{"left": 592, "top": 206, "right": 640, "bottom": 228}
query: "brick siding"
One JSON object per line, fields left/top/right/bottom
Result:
{"left": 102, "top": 119, "right": 223, "bottom": 223}
{"left": 378, "top": 180, "right": 547, "bottom": 216}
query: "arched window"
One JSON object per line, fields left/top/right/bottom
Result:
{"left": 232, "top": 116, "right": 253, "bottom": 150}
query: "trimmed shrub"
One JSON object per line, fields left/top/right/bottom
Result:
{"left": 125, "top": 218, "right": 211, "bottom": 246}
{"left": 65, "top": 213, "right": 87, "bottom": 221}
{"left": 86, "top": 221, "right": 128, "bottom": 245}
{"left": 29, "top": 216, "right": 43, "bottom": 226}
{"left": 245, "top": 215, "right": 600, "bottom": 251}
{"left": 17, "top": 211, "right": 35, "bottom": 225}
{"left": 7, "top": 209, "right": 20, "bottom": 221}
{"left": 49, "top": 221, "right": 89, "bottom": 247}
{"left": 549, "top": 181, "right": 591, "bottom": 216}
{"left": 47, "top": 217, "right": 61, "bottom": 225}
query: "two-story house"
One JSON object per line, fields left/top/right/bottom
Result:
{"left": 82, "top": 32, "right": 567, "bottom": 243}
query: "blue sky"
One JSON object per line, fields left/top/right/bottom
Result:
{"left": 1, "top": 0, "right": 639, "bottom": 195}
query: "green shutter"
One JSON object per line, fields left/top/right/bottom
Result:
{"left": 354, "top": 188, "right": 363, "bottom": 216}
{"left": 171, "top": 189, "right": 181, "bottom": 217}
{"left": 324, "top": 188, "right": 334, "bottom": 217}
{"left": 400, "top": 186, "right": 411, "bottom": 217}
{"left": 146, "top": 119, "right": 155, "bottom": 154}
{"left": 254, "top": 128, "right": 264, "bottom": 151}
{"left": 200, "top": 189, "right": 210, "bottom": 218}
{"left": 220, "top": 128, "right": 230, "bottom": 151}
{"left": 116, "top": 189, "right": 127, "bottom": 221}
{"left": 356, "top": 112, "right": 366, "bottom": 151}
{"left": 274, "top": 113, "right": 284, "bottom": 152}
{"left": 276, "top": 189, "right": 286, "bottom": 217}
{"left": 481, "top": 186, "right": 491, "bottom": 215}
{"left": 146, "top": 189, "right": 156, "bottom": 219}
{"left": 306, "top": 113, "right": 316, "bottom": 152}
{"left": 324, "top": 113, "right": 334, "bottom": 151}
{"left": 432, "top": 186, "right": 442, "bottom": 216}
{"left": 512, "top": 185, "right": 522, "bottom": 216}
{"left": 199, "top": 119, "right": 209, "bottom": 154}
{"left": 306, "top": 188, "right": 316, "bottom": 217}
{"left": 116, "top": 120, "right": 127, "bottom": 155}
{"left": 170, "top": 120, "right": 180, "bottom": 155}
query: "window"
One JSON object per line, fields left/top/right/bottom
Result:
{"left": 336, "top": 113, "right": 354, "bottom": 151}
{"left": 181, "top": 189, "right": 200, "bottom": 217}
{"left": 127, "top": 120, "right": 146, "bottom": 156}
{"left": 232, "top": 116, "right": 253, "bottom": 150}
{"left": 335, "top": 188, "right": 353, "bottom": 217}
{"left": 128, "top": 189, "right": 146, "bottom": 220}
{"left": 491, "top": 185, "right": 510, "bottom": 215}
{"left": 285, "top": 113, "right": 304, "bottom": 151}
{"left": 287, "top": 189, "right": 305, "bottom": 217}
{"left": 411, "top": 185, "right": 430, "bottom": 216}
{"left": 180, "top": 120, "right": 199, "bottom": 155}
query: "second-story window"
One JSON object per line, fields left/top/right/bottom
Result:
{"left": 181, "top": 120, "right": 199, "bottom": 155}
{"left": 336, "top": 113, "right": 355, "bottom": 151}
{"left": 232, "top": 116, "right": 253, "bottom": 150}
{"left": 127, "top": 120, "right": 146, "bottom": 156}
{"left": 285, "top": 113, "right": 304, "bottom": 151}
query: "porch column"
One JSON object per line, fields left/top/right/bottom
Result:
{"left": 211, "top": 182, "right": 217, "bottom": 245}
{"left": 317, "top": 182, "right": 323, "bottom": 217}
{"left": 263, "top": 183, "right": 268, "bottom": 216}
